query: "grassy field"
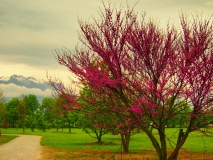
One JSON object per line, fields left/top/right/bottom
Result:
{"left": 0, "top": 127, "right": 213, "bottom": 154}
{"left": 0, "top": 134, "right": 18, "bottom": 145}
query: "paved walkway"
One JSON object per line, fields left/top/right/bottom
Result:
{"left": 0, "top": 134, "right": 41, "bottom": 160}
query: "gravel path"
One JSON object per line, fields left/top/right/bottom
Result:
{"left": 0, "top": 134, "right": 42, "bottom": 160}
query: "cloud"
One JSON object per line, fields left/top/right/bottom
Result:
{"left": 0, "top": 0, "right": 212, "bottom": 81}
{"left": 0, "top": 83, "right": 53, "bottom": 99}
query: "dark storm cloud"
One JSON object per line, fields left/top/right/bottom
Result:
{"left": 0, "top": 0, "right": 212, "bottom": 79}
{"left": 0, "top": 44, "right": 56, "bottom": 67}
{"left": 0, "top": 0, "right": 66, "bottom": 31}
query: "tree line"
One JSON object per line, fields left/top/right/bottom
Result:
{"left": 0, "top": 89, "right": 78, "bottom": 133}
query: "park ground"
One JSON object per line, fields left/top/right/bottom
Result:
{"left": 39, "top": 146, "right": 213, "bottom": 160}
{"left": 1, "top": 128, "right": 213, "bottom": 160}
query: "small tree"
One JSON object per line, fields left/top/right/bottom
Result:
{"left": 79, "top": 113, "right": 108, "bottom": 143}
{"left": 25, "top": 115, "right": 37, "bottom": 132}
{"left": 36, "top": 113, "right": 48, "bottom": 132}
{"left": 18, "top": 95, "right": 27, "bottom": 133}
{"left": 40, "top": 97, "right": 55, "bottom": 127}
{"left": 5, "top": 97, "right": 19, "bottom": 128}
{"left": 23, "top": 94, "right": 40, "bottom": 131}
{"left": 0, "top": 88, "right": 6, "bottom": 127}
{"left": 53, "top": 96, "right": 65, "bottom": 132}
{"left": 24, "top": 94, "right": 40, "bottom": 116}
{"left": 57, "top": 95, "right": 77, "bottom": 132}
{"left": 65, "top": 110, "right": 79, "bottom": 133}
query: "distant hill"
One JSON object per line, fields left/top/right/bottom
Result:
{"left": 0, "top": 74, "right": 53, "bottom": 103}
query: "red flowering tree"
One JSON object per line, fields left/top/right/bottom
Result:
{"left": 48, "top": 3, "right": 213, "bottom": 160}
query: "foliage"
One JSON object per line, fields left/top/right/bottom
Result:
{"left": 65, "top": 110, "right": 79, "bottom": 132}
{"left": 78, "top": 85, "right": 111, "bottom": 143}
{"left": 0, "top": 88, "right": 6, "bottom": 126}
{"left": 36, "top": 113, "right": 48, "bottom": 132}
{"left": 78, "top": 111, "right": 108, "bottom": 143}
{"left": 57, "top": 95, "right": 78, "bottom": 132}
{"left": 5, "top": 97, "right": 19, "bottom": 127}
{"left": 23, "top": 94, "right": 40, "bottom": 116}
{"left": 0, "top": 135, "right": 18, "bottom": 146}
{"left": 167, "top": 101, "right": 191, "bottom": 128}
{"left": 18, "top": 95, "right": 27, "bottom": 133}
{"left": 79, "top": 82, "right": 139, "bottom": 151}
{"left": 53, "top": 96, "right": 66, "bottom": 132}
{"left": 25, "top": 115, "right": 37, "bottom": 132}
{"left": 40, "top": 97, "right": 55, "bottom": 127}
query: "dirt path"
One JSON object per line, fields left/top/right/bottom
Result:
{"left": 0, "top": 134, "right": 41, "bottom": 160}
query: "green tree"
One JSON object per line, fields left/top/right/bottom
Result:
{"left": 66, "top": 110, "right": 79, "bottom": 133}
{"left": 5, "top": 98, "right": 19, "bottom": 128}
{"left": 25, "top": 115, "right": 37, "bottom": 132}
{"left": 78, "top": 85, "right": 110, "bottom": 143}
{"left": 23, "top": 94, "right": 40, "bottom": 116}
{"left": 53, "top": 96, "right": 65, "bottom": 132}
{"left": 36, "top": 112, "right": 48, "bottom": 132}
{"left": 78, "top": 84, "right": 134, "bottom": 146}
{"left": 18, "top": 95, "right": 27, "bottom": 133}
{"left": 167, "top": 101, "right": 191, "bottom": 128}
{"left": 40, "top": 97, "right": 55, "bottom": 127}
{"left": 78, "top": 110, "right": 109, "bottom": 143}
{"left": 58, "top": 95, "right": 78, "bottom": 133}
{"left": 0, "top": 88, "right": 6, "bottom": 126}
{"left": 52, "top": 94, "right": 77, "bottom": 132}
{"left": 23, "top": 94, "right": 40, "bottom": 130}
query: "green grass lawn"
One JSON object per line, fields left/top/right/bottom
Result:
{"left": 0, "top": 135, "right": 18, "bottom": 145}
{"left": 0, "top": 127, "right": 213, "bottom": 154}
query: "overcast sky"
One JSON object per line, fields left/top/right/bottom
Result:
{"left": 0, "top": 0, "right": 213, "bottom": 83}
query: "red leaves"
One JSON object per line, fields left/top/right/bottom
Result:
{"left": 49, "top": 3, "right": 213, "bottom": 135}
{"left": 179, "top": 14, "right": 213, "bottom": 115}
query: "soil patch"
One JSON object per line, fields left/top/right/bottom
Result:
{"left": 84, "top": 141, "right": 117, "bottom": 146}
{"left": 39, "top": 147, "right": 213, "bottom": 160}
{"left": 0, "top": 137, "right": 7, "bottom": 141}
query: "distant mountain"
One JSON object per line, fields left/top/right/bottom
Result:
{"left": 0, "top": 74, "right": 51, "bottom": 91}
{"left": 0, "top": 74, "right": 53, "bottom": 102}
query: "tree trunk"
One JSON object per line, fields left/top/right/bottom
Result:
{"left": 158, "top": 128, "right": 167, "bottom": 160}
{"left": 97, "top": 135, "right": 102, "bottom": 143}
{"left": 96, "top": 129, "right": 102, "bottom": 143}
{"left": 62, "top": 122, "right": 64, "bottom": 132}
{"left": 172, "top": 121, "right": 175, "bottom": 128}
{"left": 149, "top": 126, "right": 153, "bottom": 133}
{"left": 121, "top": 132, "right": 130, "bottom": 153}
{"left": 167, "top": 129, "right": 185, "bottom": 160}
{"left": 3, "top": 121, "right": 8, "bottom": 129}
{"left": 139, "top": 123, "right": 165, "bottom": 160}
{"left": 56, "top": 119, "right": 59, "bottom": 132}
{"left": 167, "top": 117, "right": 195, "bottom": 160}
{"left": 68, "top": 121, "right": 71, "bottom": 133}
{"left": 22, "top": 123, "right": 25, "bottom": 134}
{"left": 180, "top": 120, "right": 182, "bottom": 128}
{"left": 173, "top": 129, "right": 183, "bottom": 160}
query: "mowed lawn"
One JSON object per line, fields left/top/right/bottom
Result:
{"left": 1, "top": 127, "right": 213, "bottom": 154}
